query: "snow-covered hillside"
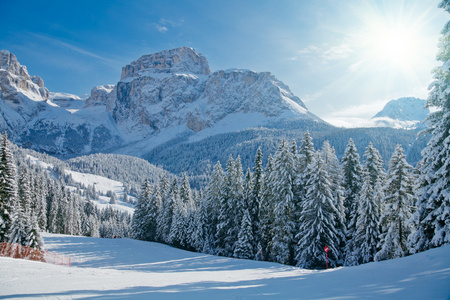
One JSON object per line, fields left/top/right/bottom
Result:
{"left": 27, "top": 154, "right": 135, "bottom": 214}
{"left": 1, "top": 233, "right": 449, "bottom": 299}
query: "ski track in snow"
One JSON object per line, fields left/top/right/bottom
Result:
{"left": 1, "top": 233, "right": 449, "bottom": 299}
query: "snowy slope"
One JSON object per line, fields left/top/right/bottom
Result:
{"left": 0, "top": 233, "right": 449, "bottom": 299}
{"left": 27, "top": 154, "right": 135, "bottom": 214}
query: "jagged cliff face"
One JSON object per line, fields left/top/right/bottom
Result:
{"left": 0, "top": 50, "right": 49, "bottom": 103}
{"left": 109, "top": 47, "right": 314, "bottom": 142}
{"left": 0, "top": 50, "right": 123, "bottom": 155}
{"left": 0, "top": 47, "right": 319, "bottom": 157}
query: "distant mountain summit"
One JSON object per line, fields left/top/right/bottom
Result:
{"left": 371, "top": 97, "right": 429, "bottom": 129}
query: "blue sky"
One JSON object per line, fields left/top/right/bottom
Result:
{"left": 1, "top": 0, "right": 447, "bottom": 126}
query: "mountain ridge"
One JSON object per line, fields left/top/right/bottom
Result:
{"left": 0, "top": 48, "right": 428, "bottom": 176}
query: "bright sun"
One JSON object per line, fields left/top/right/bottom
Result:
{"left": 366, "top": 23, "right": 420, "bottom": 70}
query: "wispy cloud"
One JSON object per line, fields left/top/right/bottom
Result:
{"left": 30, "top": 33, "right": 111, "bottom": 62}
{"left": 153, "top": 18, "right": 184, "bottom": 34}
{"left": 155, "top": 24, "right": 168, "bottom": 33}
{"left": 294, "top": 42, "right": 353, "bottom": 64}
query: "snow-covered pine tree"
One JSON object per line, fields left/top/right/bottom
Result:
{"left": 242, "top": 167, "right": 256, "bottom": 253}
{"left": 298, "top": 131, "right": 315, "bottom": 173}
{"left": 259, "top": 154, "right": 274, "bottom": 260}
{"left": 0, "top": 133, "right": 17, "bottom": 242}
{"left": 156, "top": 174, "right": 170, "bottom": 242}
{"left": 161, "top": 178, "right": 178, "bottom": 244}
{"left": 33, "top": 174, "right": 47, "bottom": 231}
{"left": 230, "top": 156, "right": 245, "bottom": 254}
{"left": 363, "top": 142, "right": 386, "bottom": 189}
{"left": 375, "top": 145, "right": 415, "bottom": 261}
{"left": 351, "top": 173, "right": 380, "bottom": 265}
{"left": 168, "top": 189, "right": 187, "bottom": 247}
{"left": 233, "top": 208, "right": 254, "bottom": 259}
{"left": 341, "top": 138, "right": 363, "bottom": 265}
{"left": 146, "top": 184, "right": 161, "bottom": 241}
{"left": 202, "top": 161, "right": 225, "bottom": 253}
{"left": 18, "top": 166, "right": 32, "bottom": 217}
{"left": 320, "top": 140, "right": 346, "bottom": 263}
{"left": 251, "top": 148, "right": 264, "bottom": 252}
{"left": 131, "top": 178, "right": 151, "bottom": 240}
{"left": 409, "top": 0, "right": 450, "bottom": 252}
{"left": 8, "top": 201, "right": 30, "bottom": 246}
{"left": 296, "top": 152, "right": 340, "bottom": 269}
{"left": 269, "top": 139, "right": 297, "bottom": 265}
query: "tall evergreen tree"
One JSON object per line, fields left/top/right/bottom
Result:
{"left": 296, "top": 152, "right": 340, "bottom": 269}
{"left": 233, "top": 209, "right": 254, "bottom": 259}
{"left": 202, "top": 161, "right": 225, "bottom": 253}
{"left": 269, "top": 139, "right": 297, "bottom": 264}
{"left": 320, "top": 140, "right": 346, "bottom": 263}
{"left": 363, "top": 142, "right": 386, "bottom": 189}
{"left": 0, "top": 133, "right": 17, "bottom": 242}
{"left": 351, "top": 174, "right": 380, "bottom": 265}
{"left": 259, "top": 154, "right": 274, "bottom": 260}
{"left": 341, "top": 138, "right": 363, "bottom": 265}
{"left": 251, "top": 148, "right": 264, "bottom": 250}
{"left": 410, "top": 0, "right": 450, "bottom": 252}
{"left": 375, "top": 145, "right": 415, "bottom": 261}
{"left": 131, "top": 178, "right": 151, "bottom": 240}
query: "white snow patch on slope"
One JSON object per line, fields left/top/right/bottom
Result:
{"left": 0, "top": 233, "right": 449, "bottom": 299}
{"left": 27, "top": 155, "right": 134, "bottom": 214}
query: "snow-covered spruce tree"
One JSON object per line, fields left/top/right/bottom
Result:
{"left": 216, "top": 155, "right": 244, "bottom": 256}
{"left": 230, "top": 156, "right": 245, "bottom": 254}
{"left": 409, "top": 0, "right": 450, "bottom": 252}
{"left": 0, "top": 133, "right": 17, "bottom": 242}
{"left": 351, "top": 173, "right": 380, "bottom": 265}
{"left": 320, "top": 140, "right": 346, "bottom": 263}
{"left": 146, "top": 184, "right": 161, "bottom": 241}
{"left": 33, "top": 174, "right": 47, "bottom": 231}
{"left": 8, "top": 201, "right": 30, "bottom": 246}
{"left": 161, "top": 178, "right": 178, "bottom": 244}
{"left": 375, "top": 145, "right": 415, "bottom": 261}
{"left": 295, "top": 132, "right": 315, "bottom": 204}
{"left": 18, "top": 166, "right": 32, "bottom": 217}
{"left": 296, "top": 152, "right": 340, "bottom": 269}
{"left": 168, "top": 182, "right": 187, "bottom": 248}
{"left": 268, "top": 139, "right": 297, "bottom": 265}
{"left": 233, "top": 208, "right": 254, "bottom": 259}
{"left": 259, "top": 154, "right": 274, "bottom": 261}
{"left": 251, "top": 147, "right": 264, "bottom": 253}
{"left": 156, "top": 174, "right": 170, "bottom": 242}
{"left": 341, "top": 138, "right": 363, "bottom": 266}
{"left": 201, "top": 161, "right": 225, "bottom": 253}
{"left": 131, "top": 178, "right": 151, "bottom": 240}
{"left": 363, "top": 142, "right": 386, "bottom": 189}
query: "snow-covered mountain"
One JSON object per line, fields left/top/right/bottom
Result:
{"left": 371, "top": 97, "right": 429, "bottom": 129}
{"left": 0, "top": 47, "right": 321, "bottom": 157}
{"left": 0, "top": 48, "right": 427, "bottom": 175}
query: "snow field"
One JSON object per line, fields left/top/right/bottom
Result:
{"left": 1, "top": 233, "right": 449, "bottom": 299}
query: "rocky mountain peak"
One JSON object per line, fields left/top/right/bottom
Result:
{"left": 0, "top": 50, "right": 49, "bottom": 102}
{"left": 1, "top": 50, "right": 30, "bottom": 79}
{"left": 120, "top": 47, "right": 211, "bottom": 80}
{"left": 85, "top": 84, "right": 115, "bottom": 107}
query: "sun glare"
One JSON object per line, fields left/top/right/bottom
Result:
{"left": 366, "top": 24, "right": 421, "bottom": 70}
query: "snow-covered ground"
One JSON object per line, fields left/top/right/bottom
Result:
{"left": 1, "top": 233, "right": 449, "bottom": 299}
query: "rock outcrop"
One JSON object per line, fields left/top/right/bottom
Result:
{"left": 85, "top": 84, "right": 115, "bottom": 107}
